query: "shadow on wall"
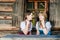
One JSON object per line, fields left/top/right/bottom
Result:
{"left": 50, "top": 20, "right": 55, "bottom": 31}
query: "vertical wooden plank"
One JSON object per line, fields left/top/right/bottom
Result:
{"left": 50, "top": 0, "right": 60, "bottom": 28}
{"left": 34, "top": 1, "right": 37, "bottom": 9}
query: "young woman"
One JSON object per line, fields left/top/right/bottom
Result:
{"left": 20, "top": 13, "right": 33, "bottom": 35}
{"left": 36, "top": 12, "right": 52, "bottom": 35}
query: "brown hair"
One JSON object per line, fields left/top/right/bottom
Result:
{"left": 24, "top": 12, "right": 32, "bottom": 20}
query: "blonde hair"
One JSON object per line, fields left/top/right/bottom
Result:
{"left": 38, "top": 12, "right": 47, "bottom": 20}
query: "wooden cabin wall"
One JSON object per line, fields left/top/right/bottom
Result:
{"left": 0, "top": 0, "right": 60, "bottom": 28}
{"left": 50, "top": 0, "right": 60, "bottom": 29}
{"left": 0, "top": 0, "right": 24, "bottom": 27}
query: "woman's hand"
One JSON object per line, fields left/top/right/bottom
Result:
{"left": 26, "top": 20, "right": 30, "bottom": 26}
{"left": 21, "top": 20, "right": 30, "bottom": 35}
{"left": 27, "top": 20, "right": 30, "bottom": 24}
{"left": 41, "top": 20, "right": 45, "bottom": 28}
{"left": 41, "top": 20, "right": 49, "bottom": 35}
{"left": 36, "top": 30, "right": 39, "bottom": 35}
{"left": 43, "top": 28, "right": 48, "bottom": 35}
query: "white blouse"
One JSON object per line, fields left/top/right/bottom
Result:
{"left": 20, "top": 21, "right": 32, "bottom": 31}
{"left": 36, "top": 21, "right": 52, "bottom": 31}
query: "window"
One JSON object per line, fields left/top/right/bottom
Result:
{"left": 38, "top": 2, "right": 45, "bottom": 11}
{"left": 27, "top": 2, "right": 34, "bottom": 10}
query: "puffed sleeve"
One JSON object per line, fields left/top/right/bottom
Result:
{"left": 20, "top": 21, "right": 25, "bottom": 31}
{"left": 46, "top": 21, "right": 52, "bottom": 31}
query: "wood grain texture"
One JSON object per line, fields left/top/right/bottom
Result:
{"left": 0, "top": 24, "right": 19, "bottom": 30}
{"left": 0, "top": 6, "right": 13, "bottom": 12}
{"left": 0, "top": 16, "right": 12, "bottom": 20}
{"left": 28, "top": 0, "right": 48, "bottom": 1}
{"left": 0, "top": 0, "right": 16, "bottom": 2}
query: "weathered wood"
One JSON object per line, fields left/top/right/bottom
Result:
{"left": 0, "top": 38, "right": 59, "bottom": 40}
{"left": 0, "top": 0, "right": 16, "bottom": 2}
{"left": 0, "top": 3, "right": 14, "bottom": 5}
{"left": 0, "top": 6, "right": 13, "bottom": 12}
{"left": 0, "top": 35, "right": 60, "bottom": 40}
{"left": 0, "top": 24, "right": 19, "bottom": 30}
{"left": 50, "top": 0, "right": 60, "bottom": 28}
{"left": 0, "top": 16, "right": 12, "bottom": 20}
{"left": 28, "top": 0, "right": 49, "bottom": 2}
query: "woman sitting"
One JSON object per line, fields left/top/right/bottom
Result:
{"left": 36, "top": 12, "right": 52, "bottom": 35}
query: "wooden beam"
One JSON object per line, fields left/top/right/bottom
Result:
{"left": 0, "top": 24, "right": 19, "bottom": 31}
{"left": 28, "top": 0, "right": 49, "bottom": 2}
{"left": 0, "top": 0, "right": 16, "bottom": 2}
{"left": 34, "top": 1, "right": 37, "bottom": 9}
{"left": 0, "top": 16, "right": 12, "bottom": 20}
{"left": 0, "top": 6, "right": 13, "bottom": 12}
{"left": 0, "top": 3, "right": 14, "bottom": 6}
